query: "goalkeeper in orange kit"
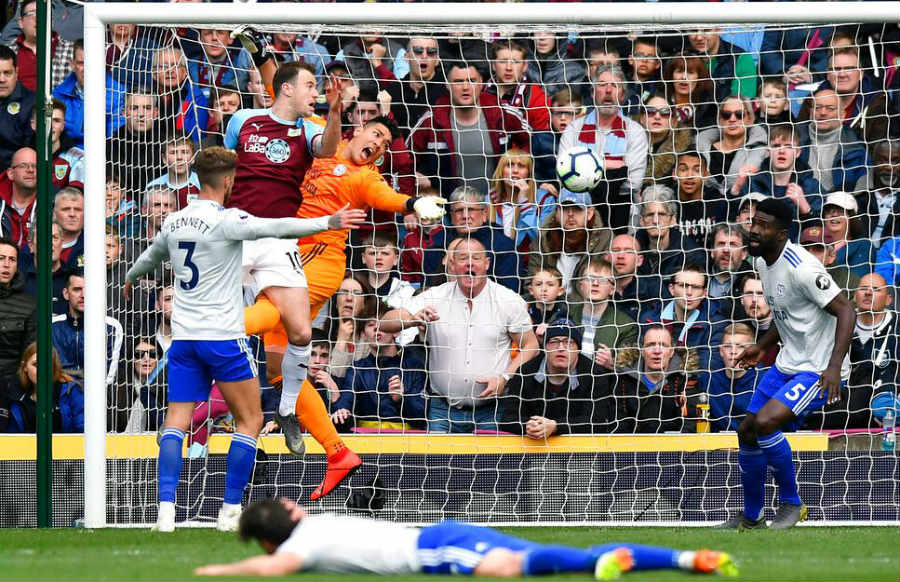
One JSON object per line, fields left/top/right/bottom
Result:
{"left": 245, "top": 114, "right": 446, "bottom": 500}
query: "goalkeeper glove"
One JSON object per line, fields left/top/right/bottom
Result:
{"left": 412, "top": 196, "right": 447, "bottom": 222}
{"left": 230, "top": 25, "right": 272, "bottom": 69}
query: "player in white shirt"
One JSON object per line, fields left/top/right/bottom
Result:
{"left": 194, "top": 498, "right": 738, "bottom": 580}
{"left": 720, "top": 198, "right": 856, "bottom": 531}
{"left": 125, "top": 148, "right": 366, "bottom": 533}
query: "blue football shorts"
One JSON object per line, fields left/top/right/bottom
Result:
{"left": 167, "top": 338, "right": 257, "bottom": 402}
{"left": 748, "top": 366, "right": 834, "bottom": 427}
{"left": 416, "top": 520, "right": 538, "bottom": 575}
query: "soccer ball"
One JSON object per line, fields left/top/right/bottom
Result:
{"left": 556, "top": 146, "right": 604, "bottom": 193}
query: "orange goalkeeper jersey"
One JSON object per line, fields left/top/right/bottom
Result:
{"left": 296, "top": 142, "right": 410, "bottom": 250}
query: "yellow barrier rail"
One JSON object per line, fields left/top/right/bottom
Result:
{"left": 0, "top": 432, "right": 829, "bottom": 460}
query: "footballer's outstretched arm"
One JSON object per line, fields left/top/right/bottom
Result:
{"left": 125, "top": 233, "right": 170, "bottom": 286}
{"left": 315, "top": 74, "right": 344, "bottom": 159}
{"left": 354, "top": 171, "right": 446, "bottom": 221}
{"left": 820, "top": 292, "right": 857, "bottom": 403}
{"left": 194, "top": 553, "right": 302, "bottom": 577}
{"left": 220, "top": 205, "right": 367, "bottom": 240}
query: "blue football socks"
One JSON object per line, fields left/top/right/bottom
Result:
{"left": 759, "top": 431, "right": 802, "bottom": 505}
{"left": 739, "top": 443, "right": 768, "bottom": 520}
{"left": 224, "top": 433, "right": 258, "bottom": 505}
{"left": 158, "top": 427, "right": 186, "bottom": 504}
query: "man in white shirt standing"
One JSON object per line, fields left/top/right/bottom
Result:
{"left": 381, "top": 237, "right": 539, "bottom": 432}
{"left": 125, "top": 147, "right": 365, "bottom": 533}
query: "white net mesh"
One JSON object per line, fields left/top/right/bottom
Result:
{"left": 84, "top": 17, "right": 900, "bottom": 526}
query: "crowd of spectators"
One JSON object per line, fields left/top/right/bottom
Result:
{"left": 0, "top": 0, "right": 898, "bottom": 439}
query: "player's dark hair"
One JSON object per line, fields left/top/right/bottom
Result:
{"left": 445, "top": 60, "right": 480, "bottom": 80}
{"left": 238, "top": 499, "right": 297, "bottom": 547}
{"left": 194, "top": 146, "right": 237, "bottom": 188}
{"left": 273, "top": 61, "right": 316, "bottom": 98}
{"left": 51, "top": 98, "right": 66, "bottom": 114}
{"left": 364, "top": 115, "right": 400, "bottom": 141}
{"left": 756, "top": 197, "right": 793, "bottom": 232}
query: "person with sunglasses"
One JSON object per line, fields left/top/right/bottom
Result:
{"left": 112, "top": 337, "right": 167, "bottom": 434}
{"left": 696, "top": 95, "right": 767, "bottom": 198}
{"left": 377, "top": 37, "right": 446, "bottom": 137}
{"left": 635, "top": 95, "right": 692, "bottom": 185}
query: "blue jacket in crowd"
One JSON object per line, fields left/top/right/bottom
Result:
{"left": 700, "top": 363, "right": 766, "bottom": 432}
{"left": 52, "top": 71, "right": 126, "bottom": 149}
{"left": 7, "top": 379, "right": 84, "bottom": 433}
{"left": 876, "top": 236, "right": 900, "bottom": 285}
{"left": 51, "top": 311, "right": 124, "bottom": 386}
{"left": 337, "top": 350, "right": 427, "bottom": 428}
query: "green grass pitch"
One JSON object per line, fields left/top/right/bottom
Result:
{"left": 3, "top": 526, "right": 898, "bottom": 581}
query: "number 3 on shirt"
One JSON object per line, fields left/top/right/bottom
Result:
{"left": 178, "top": 241, "right": 199, "bottom": 290}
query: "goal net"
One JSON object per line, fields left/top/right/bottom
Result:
{"left": 56, "top": 2, "right": 900, "bottom": 528}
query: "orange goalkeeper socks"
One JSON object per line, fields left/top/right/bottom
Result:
{"left": 244, "top": 296, "right": 282, "bottom": 336}
{"left": 295, "top": 378, "right": 346, "bottom": 456}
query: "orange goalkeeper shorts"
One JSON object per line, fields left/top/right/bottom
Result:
{"left": 261, "top": 242, "right": 346, "bottom": 350}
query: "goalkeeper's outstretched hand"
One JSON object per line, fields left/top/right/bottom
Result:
{"left": 413, "top": 196, "right": 447, "bottom": 222}
{"left": 231, "top": 25, "right": 271, "bottom": 68}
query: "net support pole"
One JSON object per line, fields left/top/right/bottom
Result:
{"left": 35, "top": 0, "right": 54, "bottom": 529}
{"left": 83, "top": 6, "right": 108, "bottom": 530}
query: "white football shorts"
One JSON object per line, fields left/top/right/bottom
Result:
{"left": 242, "top": 238, "right": 307, "bottom": 300}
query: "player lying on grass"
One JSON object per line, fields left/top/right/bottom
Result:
{"left": 194, "top": 498, "right": 738, "bottom": 580}
{"left": 124, "top": 148, "right": 366, "bottom": 532}
{"left": 718, "top": 197, "right": 856, "bottom": 530}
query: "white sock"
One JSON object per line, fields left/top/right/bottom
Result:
{"left": 677, "top": 551, "right": 696, "bottom": 571}
{"left": 158, "top": 501, "right": 175, "bottom": 518}
{"left": 279, "top": 343, "right": 310, "bottom": 416}
{"left": 221, "top": 502, "right": 242, "bottom": 513}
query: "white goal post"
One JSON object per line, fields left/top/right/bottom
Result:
{"left": 81, "top": 1, "right": 900, "bottom": 529}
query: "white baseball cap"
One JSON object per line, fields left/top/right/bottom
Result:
{"left": 824, "top": 191, "right": 859, "bottom": 213}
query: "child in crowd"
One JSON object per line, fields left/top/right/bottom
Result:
{"left": 145, "top": 135, "right": 200, "bottom": 208}
{"left": 703, "top": 322, "right": 765, "bottom": 432}
{"left": 400, "top": 186, "right": 444, "bottom": 288}
{"left": 756, "top": 77, "right": 792, "bottom": 124}
{"left": 361, "top": 232, "right": 417, "bottom": 345}
{"left": 533, "top": 88, "right": 583, "bottom": 182}
{"left": 331, "top": 302, "right": 427, "bottom": 431}
{"left": 526, "top": 267, "right": 568, "bottom": 342}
